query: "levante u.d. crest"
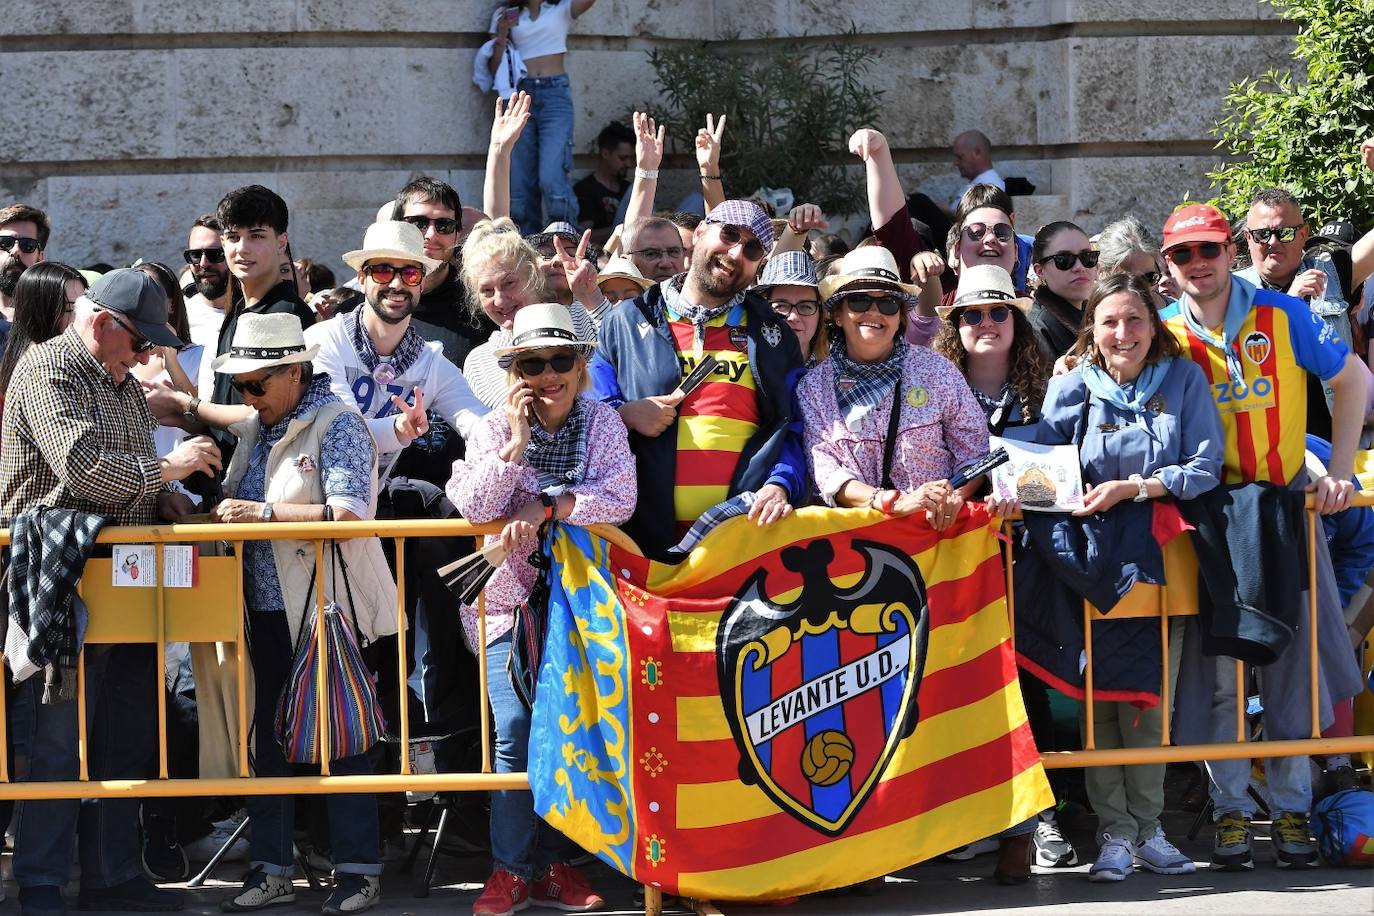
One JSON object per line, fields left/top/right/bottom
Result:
{"left": 716, "top": 539, "right": 929, "bottom": 836}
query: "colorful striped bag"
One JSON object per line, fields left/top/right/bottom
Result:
{"left": 274, "top": 541, "right": 387, "bottom": 764}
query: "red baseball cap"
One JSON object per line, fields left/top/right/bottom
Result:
{"left": 1161, "top": 204, "right": 1232, "bottom": 251}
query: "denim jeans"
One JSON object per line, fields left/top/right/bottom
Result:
{"left": 245, "top": 611, "right": 382, "bottom": 877}
{"left": 12, "top": 643, "right": 157, "bottom": 890}
{"left": 486, "top": 632, "right": 571, "bottom": 880}
{"left": 509, "top": 74, "right": 579, "bottom": 235}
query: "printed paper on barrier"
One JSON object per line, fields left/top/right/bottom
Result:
{"left": 529, "top": 506, "right": 1053, "bottom": 901}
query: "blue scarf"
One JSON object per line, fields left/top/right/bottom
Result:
{"left": 1081, "top": 358, "right": 1172, "bottom": 421}
{"left": 831, "top": 338, "right": 907, "bottom": 432}
{"left": 1178, "top": 280, "right": 1250, "bottom": 394}
{"left": 345, "top": 309, "right": 427, "bottom": 377}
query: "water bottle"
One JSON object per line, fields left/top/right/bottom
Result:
{"left": 1310, "top": 251, "right": 1334, "bottom": 314}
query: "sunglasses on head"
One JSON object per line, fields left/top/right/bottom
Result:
{"left": 183, "top": 247, "right": 226, "bottom": 265}
{"left": 713, "top": 223, "right": 767, "bottom": 261}
{"left": 402, "top": 215, "right": 459, "bottom": 235}
{"left": 1038, "top": 249, "right": 1100, "bottom": 271}
{"left": 1164, "top": 242, "right": 1224, "bottom": 266}
{"left": 101, "top": 309, "right": 158, "bottom": 353}
{"left": 515, "top": 352, "right": 578, "bottom": 377}
{"left": 363, "top": 263, "right": 425, "bottom": 287}
{"left": 958, "top": 305, "right": 1011, "bottom": 326}
{"left": 230, "top": 365, "right": 287, "bottom": 397}
{"left": 962, "top": 222, "right": 1015, "bottom": 244}
{"left": 841, "top": 293, "right": 903, "bottom": 316}
{"left": 0, "top": 236, "right": 42, "bottom": 255}
{"left": 1246, "top": 225, "right": 1302, "bottom": 244}
{"left": 770, "top": 298, "right": 820, "bottom": 318}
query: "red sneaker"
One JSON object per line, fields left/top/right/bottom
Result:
{"left": 473, "top": 869, "right": 530, "bottom": 916}
{"left": 530, "top": 863, "right": 605, "bottom": 912}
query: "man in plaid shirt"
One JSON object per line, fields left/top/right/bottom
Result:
{"left": 0, "top": 268, "right": 220, "bottom": 915}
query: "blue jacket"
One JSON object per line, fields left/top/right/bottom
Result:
{"left": 591, "top": 284, "right": 806, "bottom": 559}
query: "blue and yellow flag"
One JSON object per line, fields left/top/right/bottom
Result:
{"left": 530, "top": 505, "right": 1053, "bottom": 901}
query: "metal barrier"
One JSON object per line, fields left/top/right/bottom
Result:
{"left": 0, "top": 496, "right": 1370, "bottom": 912}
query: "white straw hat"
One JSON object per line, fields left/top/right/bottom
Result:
{"left": 212, "top": 312, "right": 320, "bottom": 375}
{"left": 937, "top": 264, "right": 1032, "bottom": 318}
{"left": 493, "top": 303, "right": 596, "bottom": 367}
{"left": 818, "top": 246, "right": 922, "bottom": 306}
{"left": 342, "top": 220, "right": 442, "bottom": 273}
{"left": 596, "top": 257, "right": 652, "bottom": 293}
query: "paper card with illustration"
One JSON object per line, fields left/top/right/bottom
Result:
{"left": 988, "top": 437, "right": 1085, "bottom": 512}
{"left": 111, "top": 545, "right": 157, "bottom": 587}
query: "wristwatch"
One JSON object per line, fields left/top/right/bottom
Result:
{"left": 1129, "top": 474, "right": 1150, "bottom": 502}
{"left": 183, "top": 396, "right": 201, "bottom": 424}
{"left": 260, "top": 503, "right": 274, "bottom": 522}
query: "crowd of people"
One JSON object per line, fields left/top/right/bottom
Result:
{"left": 1, "top": 9, "right": 1373, "bottom": 913}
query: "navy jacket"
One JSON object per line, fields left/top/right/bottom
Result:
{"left": 591, "top": 284, "right": 805, "bottom": 559}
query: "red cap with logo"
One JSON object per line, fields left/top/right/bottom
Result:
{"left": 1161, "top": 203, "right": 1232, "bottom": 252}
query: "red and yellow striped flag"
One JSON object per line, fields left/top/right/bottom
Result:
{"left": 530, "top": 504, "right": 1053, "bottom": 901}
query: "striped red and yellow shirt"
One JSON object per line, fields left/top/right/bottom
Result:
{"left": 669, "top": 306, "right": 759, "bottom": 531}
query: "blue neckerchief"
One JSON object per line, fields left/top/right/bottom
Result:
{"left": 830, "top": 337, "right": 907, "bottom": 432}
{"left": 1178, "top": 274, "right": 1256, "bottom": 394}
{"left": 1081, "top": 358, "right": 1172, "bottom": 424}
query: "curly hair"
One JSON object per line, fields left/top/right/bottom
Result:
{"left": 932, "top": 306, "right": 1049, "bottom": 423}
{"left": 460, "top": 217, "right": 549, "bottom": 321}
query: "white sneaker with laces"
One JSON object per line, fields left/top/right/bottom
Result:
{"left": 943, "top": 836, "right": 999, "bottom": 861}
{"left": 1088, "top": 834, "right": 1136, "bottom": 882}
{"left": 1033, "top": 811, "right": 1079, "bottom": 868}
{"left": 1136, "top": 827, "right": 1195, "bottom": 874}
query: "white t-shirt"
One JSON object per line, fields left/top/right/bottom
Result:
{"left": 491, "top": 1, "right": 574, "bottom": 59}
{"left": 184, "top": 294, "right": 226, "bottom": 397}
{"left": 304, "top": 316, "right": 488, "bottom": 456}
{"left": 951, "top": 167, "right": 1006, "bottom": 208}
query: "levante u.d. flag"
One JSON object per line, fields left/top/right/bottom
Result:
{"left": 529, "top": 505, "right": 1053, "bottom": 901}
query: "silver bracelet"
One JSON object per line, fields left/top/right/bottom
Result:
{"left": 635, "top": 167, "right": 659, "bottom": 180}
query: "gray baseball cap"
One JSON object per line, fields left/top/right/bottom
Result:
{"left": 86, "top": 268, "right": 182, "bottom": 347}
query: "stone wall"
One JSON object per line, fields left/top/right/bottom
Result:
{"left": 0, "top": 1, "right": 1295, "bottom": 274}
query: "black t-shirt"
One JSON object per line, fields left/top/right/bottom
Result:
{"left": 573, "top": 174, "right": 628, "bottom": 230}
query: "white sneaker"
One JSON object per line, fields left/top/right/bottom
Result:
{"left": 221, "top": 867, "right": 296, "bottom": 911}
{"left": 1088, "top": 834, "right": 1137, "bottom": 882}
{"left": 185, "top": 824, "right": 250, "bottom": 863}
{"left": 322, "top": 874, "right": 380, "bottom": 915}
{"left": 1033, "top": 811, "right": 1079, "bottom": 867}
{"left": 944, "top": 836, "right": 999, "bottom": 861}
{"left": 1136, "top": 827, "right": 1196, "bottom": 874}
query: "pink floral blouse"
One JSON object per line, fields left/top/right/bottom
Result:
{"left": 447, "top": 398, "right": 637, "bottom": 649}
{"left": 797, "top": 346, "right": 989, "bottom": 502}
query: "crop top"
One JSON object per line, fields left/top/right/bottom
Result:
{"left": 490, "top": 2, "right": 574, "bottom": 60}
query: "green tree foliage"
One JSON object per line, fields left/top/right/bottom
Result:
{"left": 1210, "top": 0, "right": 1374, "bottom": 225}
{"left": 644, "top": 28, "right": 883, "bottom": 216}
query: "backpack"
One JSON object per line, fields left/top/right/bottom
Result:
{"left": 1312, "top": 788, "right": 1374, "bottom": 867}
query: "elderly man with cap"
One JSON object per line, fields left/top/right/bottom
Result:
{"left": 527, "top": 220, "right": 611, "bottom": 326}
{"left": 1159, "top": 202, "right": 1367, "bottom": 873}
{"left": 591, "top": 199, "right": 806, "bottom": 559}
{"left": 0, "top": 268, "right": 221, "bottom": 916}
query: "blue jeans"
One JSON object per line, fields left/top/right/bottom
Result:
{"left": 487, "top": 632, "right": 571, "bottom": 880}
{"left": 245, "top": 611, "right": 381, "bottom": 877}
{"left": 509, "top": 74, "right": 579, "bottom": 235}
{"left": 13, "top": 644, "right": 157, "bottom": 890}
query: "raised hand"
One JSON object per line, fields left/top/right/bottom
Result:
{"left": 786, "top": 203, "right": 829, "bottom": 235}
{"left": 554, "top": 229, "right": 600, "bottom": 303}
{"left": 634, "top": 111, "right": 665, "bottom": 171}
{"left": 491, "top": 91, "right": 531, "bottom": 150}
{"left": 848, "top": 128, "right": 888, "bottom": 162}
{"left": 695, "top": 113, "right": 726, "bottom": 174}
{"left": 391, "top": 386, "right": 430, "bottom": 440}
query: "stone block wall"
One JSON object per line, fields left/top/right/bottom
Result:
{"left": 0, "top": 1, "right": 1295, "bottom": 273}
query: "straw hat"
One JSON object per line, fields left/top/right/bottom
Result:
{"left": 494, "top": 303, "right": 596, "bottom": 368}
{"left": 212, "top": 312, "right": 320, "bottom": 375}
{"left": 596, "top": 257, "right": 652, "bottom": 293}
{"left": 935, "top": 264, "right": 1032, "bottom": 319}
{"left": 342, "top": 220, "right": 441, "bottom": 273}
{"left": 818, "top": 247, "right": 922, "bottom": 306}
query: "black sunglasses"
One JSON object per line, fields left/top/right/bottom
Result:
{"left": 364, "top": 263, "right": 425, "bottom": 287}
{"left": 770, "top": 299, "right": 820, "bottom": 318}
{"left": 714, "top": 223, "right": 767, "bottom": 261}
{"left": 958, "top": 305, "right": 1011, "bottom": 326}
{"left": 1165, "top": 242, "right": 1224, "bottom": 266}
{"left": 230, "top": 365, "right": 288, "bottom": 397}
{"left": 102, "top": 309, "right": 158, "bottom": 353}
{"left": 402, "top": 215, "right": 459, "bottom": 235}
{"left": 1246, "top": 225, "right": 1302, "bottom": 244}
{"left": 516, "top": 352, "right": 578, "bottom": 376}
{"left": 841, "top": 293, "right": 904, "bottom": 316}
{"left": 183, "top": 247, "right": 226, "bottom": 265}
{"left": 0, "top": 236, "right": 42, "bottom": 255}
{"left": 1038, "top": 249, "right": 1100, "bottom": 271}
{"left": 962, "top": 222, "right": 1015, "bottom": 244}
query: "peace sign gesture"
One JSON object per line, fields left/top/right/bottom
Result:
{"left": 391, "top": 386, "right": 430, "bottom": 441}
{"left": 553, "top": 228, "right": 600, "bottom": 304}
{"left": 633, "top": 111, "right": 665, "bottom": 171}
{"left": 696, "top": 113, "right": 726, "bottom": 174}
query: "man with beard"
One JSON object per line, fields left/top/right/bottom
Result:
{"left": 182, "top": 214, "right": 231, "bottom": 395}
{"left": 591, "top": 199, "right": 805, "bottom": 559}
{"left": 0, "top": 204, "right": 50, "bottom": 321}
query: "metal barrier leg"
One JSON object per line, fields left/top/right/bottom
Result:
{"left": 416, "top": 806, "right": 450, "bottom": 898}
{"left": 401, "top": 797, "right": 438, "bottom": 875}
{"left": 187, "top": 812, "right": 252, "bottom": 888}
